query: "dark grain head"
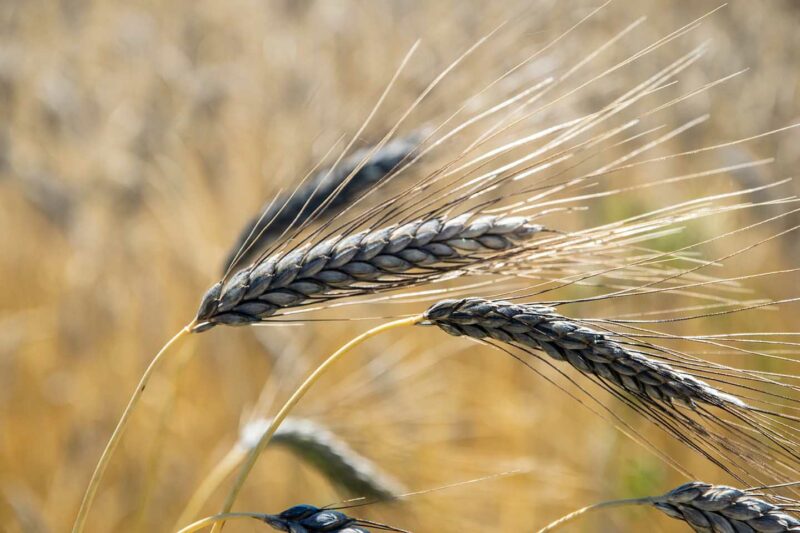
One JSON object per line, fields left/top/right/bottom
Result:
{"left": 195, "top": 215, "right": 544, "bottom": 331}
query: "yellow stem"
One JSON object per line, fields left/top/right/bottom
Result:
{"left": 135, "top": 341, "right": 196, "bottom": 530}
{"left": 209, "top": 315, "right": 423, "bottom": 533}
{"left": 177, "top": 512, "right": 265, "bottom": 533}
{"left": 72, "top": 324, "right": 194, "bottom": 533}
{"left": 536, "top": 497, "right": 653, "bottom": 532}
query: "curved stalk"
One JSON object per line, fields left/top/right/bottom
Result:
{"left": 208, "top": 315, "right": 423, "bottom": 532}
{"left": 537, "top": 497, "right": 654, "bottom": 532}
{"left": 177, "top": 512, "right": 265, "bottom": 533}
{"left": 72, "top": 323, "right": 195, "bottom": 533}
{"left": 135, "top": 341, "right": 196, "bottom": 530}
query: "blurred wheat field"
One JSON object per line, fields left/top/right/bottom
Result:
{"left": 1, "top": 1, "right": 800, "bottom": 531}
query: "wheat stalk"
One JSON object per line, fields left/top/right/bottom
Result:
{"left": 208, "top": 316, "right": 422, "bottom": 531}
{"left": 176, "top": 328, "right": 467, "bottom": 529}
{"left": 195, "top": 215, "right": 544, "bottom": 331}
{"left": 71, "top": 324, "right": 195, "bottom": 533}
{"left": 224, "top": 132, "right": 426, "bottom": 273}
{"left": 66, "top": 3, "right": 800, "bottom": 531}
{"left": 539, "top": 481, "right": 800, "bottom": 532}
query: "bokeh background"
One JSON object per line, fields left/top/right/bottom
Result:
{"left": 1, "top": 1, "right": 799, "bottom": 531}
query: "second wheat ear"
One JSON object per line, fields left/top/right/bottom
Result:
{"left": 175, "top": 416, "right": 404, "bottom": 529}
{"left": 422, "top": 297, "right": 745, "bottom": 409}
{"left": 224, "top": 131, "right": 426, "bottom": 273}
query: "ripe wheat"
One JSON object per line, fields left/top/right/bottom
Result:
{"left": 423, "top": 297, "right": 744, "bottom": 409}
{"left": 540, "top": 481, "right": 800, "bottom": 532}
{"left": 224, "top": 132, "right": 425, "bottom": 272}
{"left": 195, "top": 215, "right": 544, "bottom": 331}
{"left": 260, "top": 504, "right": 408, "bottom": 533}
{"left": 421, "top": 296, "right": 800, "bottom": 488}
{"left": 71, "top": 5, "right": 800, "bottom": 532}
{"left": 654, "top": 482, "right": 800, "bottom": 533}
{"left": 251, "top": 417, "right": 405, "bottom": 501}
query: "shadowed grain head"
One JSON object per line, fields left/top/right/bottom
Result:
{"left": 224, "top": 132, "right": 427, "bottom": 273}
{"left": 423, "top": 297, "right": 744, "bottom": 409}
{"left": 261, "top": 504, "right": 408, "bottom": 533}
{"left": 653, "top": 482, "right": 800, "bottom": 533}
{"left": 242, "top": 417, "right": 406, "bottom": 501}
{"left": 195, "top": 215, "right": 544, "bottom": 331}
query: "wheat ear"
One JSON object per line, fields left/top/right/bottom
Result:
{"left": 422, "top": 298, "right": 744, "bottom": 409}
{"left": 179, "top": 505, "right": 409, "bottom": 533}
{"left": 72, "top": 323, "right": 195, "bottom": 533}
{"left": 257, "top": 504, "right": 409, "bottom": 533}
{"left": 539, "top": 481, "right": 800, "bottom": 533}
{"left": 174, "top": 417, "right": 404, "bottom": 528}
{"left": 224, "top": 132, "right": 425, "bottom": 272}
{"left": 270, "top": 417, "right": 406, "bottom": 500}
{"left": 207, "top": 315, "right": 422, "bottom": 533}
{"left": 420, "top": 296, "right": 800, "bottom": 486}
{"left": 196, "top": 215, "right": 543, "bottom": 331}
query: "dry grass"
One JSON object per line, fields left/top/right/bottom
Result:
{"left": 1, "top": 1, "right": 800, "bottom": 532}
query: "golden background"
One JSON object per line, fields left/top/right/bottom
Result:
{"left": 1, "top": 1, "right": 799, "bottom": 531}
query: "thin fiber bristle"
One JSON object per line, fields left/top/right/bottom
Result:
{"left": 421, "top": 297, "right": 800, "bottom": 487}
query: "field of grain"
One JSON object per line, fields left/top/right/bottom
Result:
{"left": 1, "top": 1, "right": 799, "bottom": 532}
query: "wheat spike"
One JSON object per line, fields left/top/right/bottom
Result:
{"left": 540, "top": 481, "right": 800, "bottom": 532}
{"left": 260, "top": 504, "right": 407, "bottom": 533}
{"left": 654, "top": 482, "right": 800, "bottom": 533}
{"left": 422, "top": 297, "right": 744, "bottom": 409}
{"left": 422, "top": 296, "right": 800, "bottom": 487}
{"left": 243, "top": 417, "right": 405, "bottom": 501}
{"left": 224, "top": 132, "right": 425, "bottom": 272}
{"left": 195, "top": 215, "right": 543, "bottom": 331}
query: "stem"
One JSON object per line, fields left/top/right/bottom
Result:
{"left": 72, "top": 324, "right": 195, "bottom": 533}
{"left": 209, "top": 315, "right": 423, "bottom": 533}
{"left": 135, "top": 341, "right": 197, "bottom": 530}
{"left": 177, "top": 512, "right": 265, "bottom": 533}
{"left": 537, "top": 497, "right": 654, "bottom": 532}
